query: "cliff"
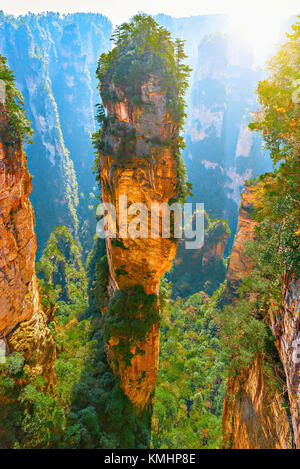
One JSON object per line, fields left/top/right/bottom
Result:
{"left": 225, "top": 187, "right": 258, "bottom": 293}
{"left": 98, "top": 76, "right": 180, "bottom": 409}
{"left": 223, "top": 355, "right": 292, "bottom": 449}
{"left": 269, "top": 274, "right": 300, "bottom": 447}
{"left": 222, "top": 187, "right": 293, "bottom": 448}
{"left": 0, "top": 65, "right": 55, "bottom": 388}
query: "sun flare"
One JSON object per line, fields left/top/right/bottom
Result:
{"left": 228, "top": 8, "right": 286, "bottom": 64}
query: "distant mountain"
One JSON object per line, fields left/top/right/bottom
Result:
{"left": 0, "top": 11, "right": 273, "bottom": 259}
{"left": 0, "top": 12, "right": 112, "bottom": 257}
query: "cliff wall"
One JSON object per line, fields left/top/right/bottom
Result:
{"left": 222, "top": 187, "right": 293, "bottom": 448}
{"left": 0, "top": 96, "right": 55, "bottom": 387}
{"left": 269, "top": 275, "right": 300, "bottom": 447}
{"left": 0, "top": 13, "right": 112, "bottom": 256}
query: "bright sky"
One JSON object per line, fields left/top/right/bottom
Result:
{"left": 1, "top": 0, "right": 299, "bottom": 26}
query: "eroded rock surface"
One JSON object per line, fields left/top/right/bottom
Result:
{"left": 0, "top": 101, "right": 55, "bottom": 387}
{"left": 222, "top": 186, "right": 293, "bottom": 449}
{"left": 98, "top": 77, "right": 180, "bottom": 409}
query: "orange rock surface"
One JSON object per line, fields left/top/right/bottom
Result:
{"left": 223, "top": 355, "right": 292, "bottom": 449}
{"left": 98, "top": 77, "right": 180, "bottom": 409}
{"left": 226, "top": 186, "right": 258, "bottom": 291}
{"left": 0, "top": 103, "right": 55, "bottom": 386}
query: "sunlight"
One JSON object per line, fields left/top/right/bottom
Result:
{"left": 228, "top": 7, "right": 285, "bottom": 64}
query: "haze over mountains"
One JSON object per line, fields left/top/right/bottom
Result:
{"left": 0, "top": 10, "right": 279, "bottom": 258}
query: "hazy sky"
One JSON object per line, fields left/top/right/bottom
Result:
{"left": 1, "top": 0, "right": 299, "bottom": 25}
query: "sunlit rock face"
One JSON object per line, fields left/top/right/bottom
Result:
{"left": 0, "top": 102, "right": 56, "bottom": 388}
{"left": 98, "top": 77, "right": 180, "bottom": 409}
{"left": 226, "top": 187, "right": 258, "bottom": 293}
{"left": 222, "top": 355, "right": 292, "bottom": 449}
{"left": 222, "top": 187, "right": 293, "bottom": 449}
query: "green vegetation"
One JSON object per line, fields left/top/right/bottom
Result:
{"left": 97, "top": 14, "right": 190, "bottom": 129}
{"left": 37, "top": 225, "right": 87, "bottom": 319}
{"left": 104, "top": 286, "right": 159, "bottom": 366}
{"left": 220, "top": 20, "right": 300, "bottom": 374}
{"left": 0, "top": 55, "right": 33, "bottom": 144}
{"left": 0, "top": 229, "right": 151, "bottom": 449}
{"left": 169, "top": 213, "right": 230, "bottom": 298}
{"left": 0, "top": 352, "right": 64, "bottom": 449}
{"left": 151, "top": 282, "right": 226, "bottom": 448}
{"left": 93, "top": 14, "right": 192, "bottom": 203}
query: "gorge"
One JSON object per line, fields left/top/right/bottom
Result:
{"left": 0, "top": 10, "right": 299, "bottom": 450}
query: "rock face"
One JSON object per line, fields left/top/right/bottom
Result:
{"left": 222, "top": 355, "right": 292, "bottom": 449}
{"left": 0, "top": 101, "right": 55, "bottom": 387}
{"left": 98, "top": 77, "right": 180, "bottom": 409}
{"left": 269, "top": 275, "right": 300, "bottom": 447}
{"left": 226, "top": 187, "right": 258, "bottom": 293}
{"left": 222, "top": 187, "right": 293, "bottom": 449}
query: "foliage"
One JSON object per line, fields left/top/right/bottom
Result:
{"left": 0, "top": 353, "right": 64, "bottom": 449}
{"left": 0, "top": 54, "right": 33, "bottom": 144}
{"left": 0, "top": 227, "right": 152, "bottom": 449}
{"left": 151, "top": 282, "right": 226, "bottom": 449}
{"left": 169, "top": 213, "right": 230, "bottom": 298}
{"left": 220, "top": 19, "right": 300, "bottom": 375}
{"left": 97, "top": 14, "right": 191, "bottom": 130}
{"left": 104, "top": 286, "right": 159, "bottom": 366}
{"left": 93, "top": 14, "right": 191, "bottom": 203}
{"left": 37, "top": 225, "right": 87, "bottom": 318}
{"left": 86, "top": 236, "right": 109, "bottom": 314}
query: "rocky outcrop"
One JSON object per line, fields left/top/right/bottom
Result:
{"left": 223, "top": 355, "right": 292, "bottom": 449}
{"left": 226, "top": 186, "right": 258, "bottom": 293}
{"left": 269, "top": 275, "right": 300, "bottom": 447}
{"left": 222, "top": 186, "right": 293, "bottom": 449}
{"left": 0, "top": 100, "right": 55, "bottom": 387}
{"left": 98, "top": 77, "right": 180, "bottom": 409}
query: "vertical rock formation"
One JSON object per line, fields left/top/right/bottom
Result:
{"left": 95, "top": 16, "right": 189, "bottom": 409}
{"left": 223, "top": 355, "right": 292, "bottom": 449}
{"left": 225, "top": 187, "right": 258, "bottom": 294}
{"left": 0, "top": 59, "right": 55, "bottom": 387}
{"left": 222, "top": 187, "right": 293, "bottom": 449}
{"left": 98, "top": 77, "right": 180, "bottom": 409}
